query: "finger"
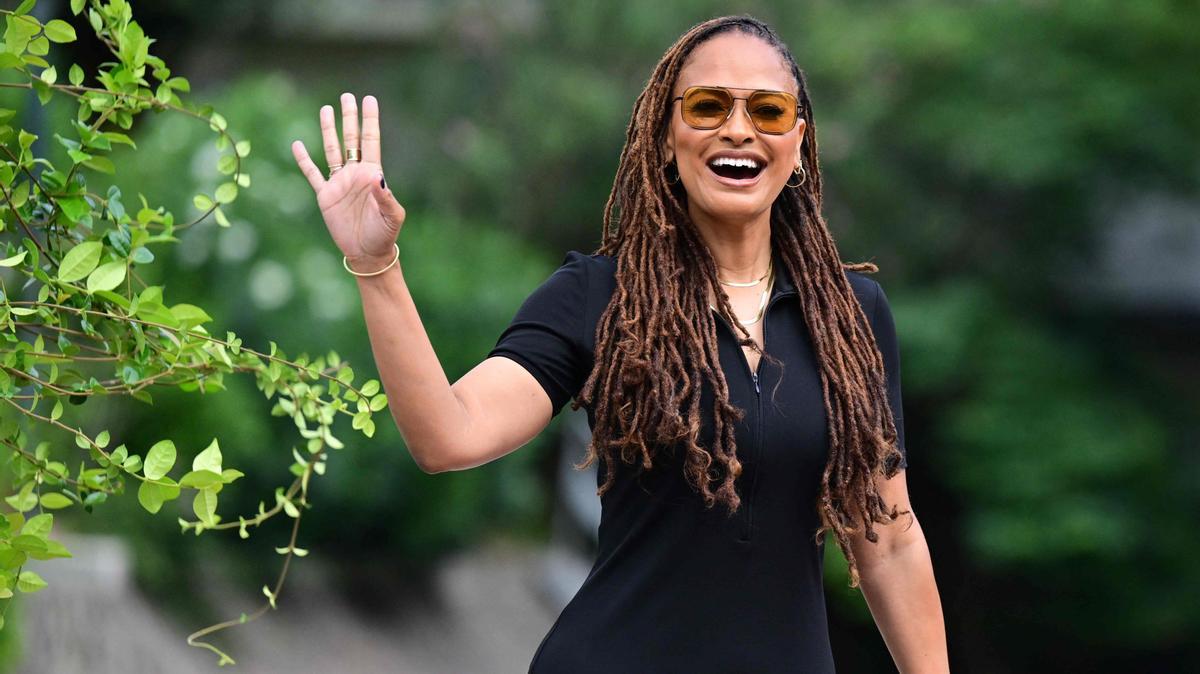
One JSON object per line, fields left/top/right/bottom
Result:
{"left": 340, "top": 92, "right": 360, "bottom": 161}
{"left": 319, "top": 104, "right": 342, "bottom": 171}
{"left": 361, "top": 95, "right": 381, "bottom": 165}
{"left": 371, "top": 172, "right": 405, "bottom": 228}
{"left": 291, "top": 140, "right": 326, "bottom": 193}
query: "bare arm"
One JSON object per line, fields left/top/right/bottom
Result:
{"left": 848, "top": 470, "right": 950, "bottom": 673}
{"left": 291, "top": 92, "right": 554, "bottom": 473}
{"left": 352, "top": 261, "right": 554, "bottom": 473}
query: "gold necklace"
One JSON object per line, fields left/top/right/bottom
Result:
{"left": 710, "top": 260, "right": 775, "bottom": 327}
{"left": 717, "top": 258, "right": 772, "bottom": 287}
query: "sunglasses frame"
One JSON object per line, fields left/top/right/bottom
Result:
{"left": 672, "top": 85, "right": 801, "bottom": 135}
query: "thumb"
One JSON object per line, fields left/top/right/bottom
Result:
{"left": 371, "top": 172, "right": 405, "bottom": 227}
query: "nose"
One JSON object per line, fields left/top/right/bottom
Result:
{"left": 718, "top": 99, "right": 755, "bottom": 143}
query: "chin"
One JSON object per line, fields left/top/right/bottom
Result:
{"left": 692, "top": 192, "right": 773, "bottom": 224}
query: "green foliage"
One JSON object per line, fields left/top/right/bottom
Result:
{"left": 0, "top": 1, "right": 387, "bottom": 665}
{"left": 83, "top": 66, "right": 560, "bottom": 582}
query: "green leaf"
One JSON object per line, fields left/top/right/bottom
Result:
{"left": 4, "top": 483, "right": 37, "bottom": 512}
{"left": 130, "top": 246, "right": 154, "bottom": 264}
{"left": 179, "top": 469, "right": 223, "bottom": 489}
{"left": 369, "top": 394, "right": 388, "bottom": 412}
{"left": 193, "top": 193, "right": 213, "bottom": 210}
{"left": 169, "top": 303, "right": 213, "bottom": 328}
{"left": 134, "top": 301, "right": 180, "bottom": 329}
{"left": 57, "top": 195, "right": 91, "bottom": 223}
{"left": 221, "top": 468, "right": 245, "bottom": 484}
{"left": 143, "top": 439, "right": 176, "bottom": 480}
{"left": 39, "top": 493, "right": 73, "bottom": 509}
{"left": 0, "top": 250, "right": 27, "bottom": 266}
{"left": 235, "top": 140, "right": 251, "bottom": 156}
{"left": 137, "top": 476, "right": 180, "bottom": 514}
{"left": 214, "top": 182, "right": 237, "bottom": 204}
{"left": 360, "top": 380, "right": 380, "bottom": 396}
{"left": 31, "top": 537, "right": 72, "bottom": 560}
{"left": 192, "top": 438, "right": 222, "bottom": 473}
{"left": 40, "top": 65, "right": 56, "bottom": 85}
{"left": 57, "top": 241, "right": 102, "bottom": 282}
{"left": 17, "top": 570, "right": 47, "bottom": 593}
{"left": 86, "top": 260, "right": 126, "bottom": 293}
{"left": 12, "top": 534, "right": 47, "bottom": 553}
{"left": 43, "top": 19, "right": 77, "bottom": 43}
{"left": 51, "top": 400, "right": 63, "bottom": 420}
{"left": 81, "top": 155, "right": 115, "bottom": 174}
{"left": 27, "top": 35, "right": 49, "bottom": 56}
{"left": 193, "top": 488, "right": 218, "bottom": 526}
{"left": 123, "top": 454, "right": 142, "bottom": 473}
{"left": 22, "top": 513, "right": 53, "bottom": 539}
{"left": 71, "top": 0, "right": 86, "bottom": 15}
{"left": 68, "top": 63, "right": 83, "bottom": 86}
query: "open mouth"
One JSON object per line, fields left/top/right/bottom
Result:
{"left": 707, "top": 156, "right": 765, "bottom": 181}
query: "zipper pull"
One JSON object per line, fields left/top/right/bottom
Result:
{"left": 751, "top": 371, "right": 760, "bottom": 395}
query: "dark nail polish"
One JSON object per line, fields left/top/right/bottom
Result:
{"left": 380, "top": 176, "right": 387, "bottom": 190}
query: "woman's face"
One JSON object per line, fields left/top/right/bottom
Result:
{"left": 664, "top": 32, "right": 806, "bottom": 227}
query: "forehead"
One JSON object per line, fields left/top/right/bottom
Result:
{"left": 675, "top": 32, "right": 795, "bottom": 95}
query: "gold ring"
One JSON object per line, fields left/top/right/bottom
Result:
{"left": 329, "top": 163, "right": 344, "bottom": 174}
{"left": 345, "top": 147, "right": 360, "bottom": 162}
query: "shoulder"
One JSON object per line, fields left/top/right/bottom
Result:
{"left": 844, "top": 269, "right": 884, "bottom": 315}
{"left": 556, "top": 249, "right": 617, "bottom": 303}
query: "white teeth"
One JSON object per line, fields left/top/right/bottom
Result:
{"left": 708, "top": 156, "right": 761, "bottom": 169}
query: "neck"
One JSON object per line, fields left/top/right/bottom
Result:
{"left": 688, "top": 205, "right": 773, "bottom": 283}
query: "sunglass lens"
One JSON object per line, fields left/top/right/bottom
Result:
{"left": 747, "top": 91, "right": 797, "bottom": 134}
{"left": 681, "top": 87, "right": 732, "bottom": 129}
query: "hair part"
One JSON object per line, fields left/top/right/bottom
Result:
{"left": 572, "top": 14, "right": 908, "bottom": 589}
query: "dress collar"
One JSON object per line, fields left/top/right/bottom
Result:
{"left": 770, "top": 247, "right": 798, "bottom": 299}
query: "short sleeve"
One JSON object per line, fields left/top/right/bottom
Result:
{"left": 487, "top": 251, "right": 591, "bottom": 419}
{"left": 869, "top": 280, "right": 907, "bottom": 469}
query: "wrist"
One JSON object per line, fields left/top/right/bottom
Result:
{"left": 344, "top": 244, "right": 400, "bottom": 277}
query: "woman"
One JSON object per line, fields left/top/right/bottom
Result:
{"left": 291, "top": 14, "right": 948, "bottom": 673}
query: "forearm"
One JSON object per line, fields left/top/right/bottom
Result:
{"left": 856, "top": 534, "right": 950, "bottom": 674}
{"left": 352, "top": 259, "right": 468, "bottom": 472}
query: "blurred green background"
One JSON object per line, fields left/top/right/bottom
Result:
{"left": 2, "top": 0, "right": 1198, "bottom": 671}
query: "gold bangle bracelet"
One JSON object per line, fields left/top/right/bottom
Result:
{"left": 343, "top": 243, "right": 400, "bottom": 277}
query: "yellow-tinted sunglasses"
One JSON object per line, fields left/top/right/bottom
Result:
{"left": 672, "top": 85, "right": 800, "bottom": 135}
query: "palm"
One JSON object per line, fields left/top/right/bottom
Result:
{"left": 291, "top": 94, "right": 406, "bottom": 261}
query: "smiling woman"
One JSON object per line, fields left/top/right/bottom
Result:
{"left": 292, "top": 12, "right": 948, "bottom": 674}
{"left": 484, "top": 16, "right": 948, "bottom": 674}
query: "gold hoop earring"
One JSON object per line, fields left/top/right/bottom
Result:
{"left": 786, "top": 161, "right": 807, "bottom": 188}
{"left": 664, "top": 160, "right": 681, "bottom": 185}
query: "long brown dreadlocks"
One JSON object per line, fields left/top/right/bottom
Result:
{"left": 570, "top": 15, "right": 909, "bottom": 589}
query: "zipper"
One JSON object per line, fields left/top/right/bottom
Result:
{"left": 713, "top": 290, "right": 791, "bottom": 542}
{"left": 741, "top": 305, "right": 769, "bottom": 541}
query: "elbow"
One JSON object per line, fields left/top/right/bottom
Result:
{"left": 411, "top": 441, "right": 459, "bottom": 475}
{"left": 409, "top": 441, "right": 443, "bottom": 474}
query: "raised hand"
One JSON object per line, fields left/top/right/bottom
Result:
{"left": 291, "top": 93, "right": 406, "bottom": 272}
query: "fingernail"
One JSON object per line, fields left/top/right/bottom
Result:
{"left": 379, "top": 174, "right": 387, "bottom": 190}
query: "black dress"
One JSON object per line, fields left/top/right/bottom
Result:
{"left": 487, "top": 248, "right": 906, "bottom": 674}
